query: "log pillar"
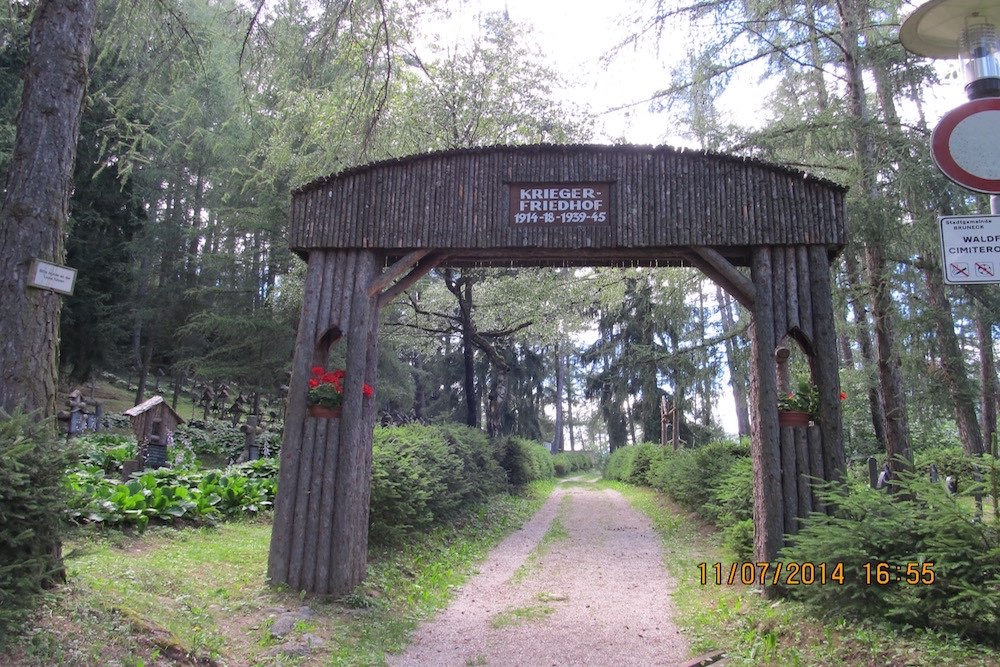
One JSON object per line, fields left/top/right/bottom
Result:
{"left": 268, "top": 249, "right": 380, "bottom": 596}
{"left": 750, "top": 247, "right": 784, "bottom": 565}
{"left": 749, "top": 245, "right": 846, "bottom": 576}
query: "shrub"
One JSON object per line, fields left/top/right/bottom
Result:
{"left": 648, "top": 440, "right": 748, "bottom": 521}
{"left": 173, "top": 419, "right": 246, "bottom": 463}
{"left": 627, "top": 443, "right": 668, "bottom": 486}
{"left": 781, "top": 475, "right": 1000, "bottom": 644}
{"left": 76, "top": 433, "right": 136, "bottom": 474}
{"left": 603, "top": 445, "right": 635, "bottom": 482}
{"left": 369, "top": 424, "right": 509, "bottom": 542}
{"left": 709, "top": 457, "right": 754, "bottom": 559}
{"left": 370, "top": 425, "right": 458, "bottom": 541}
{"left": 914, "top": 447, "right": 995, "bottom": 490}
{"left": 436, "top": 423, "right": 507, "bottom": 500}
{"left": 0, "top": 412, "right": 79, "bottom": 648}
{"left": 66, "top": 460, "right": 278, "bottom": 531}
{"left": 552, "top": 451, "right": 592, "bottom": 477}
{"left": 494, "top": 437, "right": 554, "bottom": 486}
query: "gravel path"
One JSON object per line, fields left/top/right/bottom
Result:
{"left": 388, "top": 479, "right": 691, "bottom": 666}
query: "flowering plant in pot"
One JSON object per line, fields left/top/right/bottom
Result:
{"left": 307, "top": 366, "right": 374, "bottom": 418}
{"left": 777, "top": 378, "right": 845, "bottom": 426}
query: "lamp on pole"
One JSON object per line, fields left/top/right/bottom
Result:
{"left": 901, "top": 0, "right": 1000, "bottom": 212}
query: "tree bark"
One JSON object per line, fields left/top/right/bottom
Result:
{"left": 921, "top": 264, "right": 985, "bottom": 455}
{"left": 444, "top": 271, "right": 478, "bottom": 427}
{"left": 974, "top": 304, "right": 998, "bottom": 454}
{"left": 0, "top": 0, "right": 98, "bottom": 417}
{"left": 553, "top": 343, "right": 565, "bottom": 451}
{"left": 718, "top": 285, "right": 751, "bottom": 436}
{"left": 566, "top": 351, "right": 577, "bottom": 451}
{"left": 838, "top": 0, "right": 912, "bottom": 476}
{"left": 843, "top": 252, "right": 888, "bottom": 447}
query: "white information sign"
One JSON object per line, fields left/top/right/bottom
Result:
{"left": 940, "top": 214, "right": 1000, "bottom": 285}
{"left": 27, "top": 258, "right": 77, "bottom": 295}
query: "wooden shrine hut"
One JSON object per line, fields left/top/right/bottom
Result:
{"left": 268, "top": 144, "right": 848, "bottom": 596}
{"left": 124, "top": 395, "right": 184, "bottom": 468}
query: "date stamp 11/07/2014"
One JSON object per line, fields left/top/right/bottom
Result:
{"left": 698, "top": 561, "right": 937, "bottom": 587}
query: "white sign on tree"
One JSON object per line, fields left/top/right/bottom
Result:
{"left": 26, "top": 258, "right": 77, "bottom": 295}
{"left": 939, "top": 214, "right": 1000, "bottom": 284}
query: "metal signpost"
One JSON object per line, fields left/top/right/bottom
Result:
{"left": 901, "top": 0, "right": 1000, "bottom": 282}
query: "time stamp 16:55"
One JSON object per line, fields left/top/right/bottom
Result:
{"left": 698, "top": 561, "right": 937, "bottom": 586}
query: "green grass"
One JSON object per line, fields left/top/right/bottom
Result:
{"left": 509, "top": 491, "right": 570, "bottom": 584}
{"left": 489, "top": 603, "right": 554, "bottom": 629}
{"left": 602, "top": 479, "right": 1000, "bottom": 667}
{"left": 556, "top": 470, "right": 601, "bottom": 487}
{"left": 1, "top": 480, "right": 556, "bottom": 666}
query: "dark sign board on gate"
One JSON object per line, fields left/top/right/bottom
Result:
{"left": 509, "top": 182, "right": 612, "bottom": 226}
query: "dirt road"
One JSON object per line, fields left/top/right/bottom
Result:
{"left": 388, "top": 478, "right": 691, "bottom": 666}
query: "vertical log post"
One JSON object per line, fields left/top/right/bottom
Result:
{"left": 750, "top": 247, "right": 784, "bottom": 573}
{"left": 808, "top": 246, "right": 846, "bottom": 483}
{"left": 268, "top": 249, "right": 381, "bottom": 596}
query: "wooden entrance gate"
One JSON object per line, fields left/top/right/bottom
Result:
{"left": 267, "top": 144, "right": 847, "bottom": 595}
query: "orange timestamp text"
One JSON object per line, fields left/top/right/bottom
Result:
{"left": 699, "top": 561, "right": 845, "bottom": 586}
{"left": 698, "top": 561, "right": 938, "bottom": 586}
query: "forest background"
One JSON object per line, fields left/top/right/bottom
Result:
{"left": 0, "top": 0, "right": 998, "bottom": 469}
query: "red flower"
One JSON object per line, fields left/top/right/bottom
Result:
{"left": 840, "top": 391, "right": 847, "bottom": 400}
{"left": 321, "top": 371, "right": 338, "bottom": 384}
{"left": 363, "top": 384, "right": 374, "bottom": 397}
{"left": 308, "top": 379, "right": 320, "bottom": 389}
{"left": 311, "top": 366, "right": 324, "bottom": 375}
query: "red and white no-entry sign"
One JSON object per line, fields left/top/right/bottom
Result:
{"left": 931, "top": 98, "right": 1000, "bottom": 194}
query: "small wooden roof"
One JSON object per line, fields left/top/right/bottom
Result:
{"left": 124, "top": 395, "right": 184, "bottom": 424}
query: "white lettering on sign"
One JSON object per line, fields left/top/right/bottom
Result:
{"left": 940, "top": 215, "right": 1000, "bottom": 284}
{"left": 509, "top": 182, "right": 612, "bottom": 226}
{"left": 27, "top": 258, "right": 77, "bottom": 295}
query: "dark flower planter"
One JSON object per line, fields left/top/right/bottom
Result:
{"left": 308, "top": 405, "right": 342, "bottom": 419}
{"left": 778, "top": 410, "right": 811, "bottom": 427}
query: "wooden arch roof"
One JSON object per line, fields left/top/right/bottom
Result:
{"left": 290, "top": 144, "right": 847, "bottom": 267}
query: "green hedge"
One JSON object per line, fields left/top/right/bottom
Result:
{"left": 604, "top": 442, "right": 668, "bottom": 486}
{"left": 0, "top": 412, "right": 79, "bottom": 649}
{"left": 493, "top": 436, "right": 555, "bottom": 486}
{"left": 604, "top": 440, "right": 752, "bottom": 557}
{"left": 369, "top": 423, "right": 508, "bottom": 542}
{"left": 552, "top": 451, "right": 592, "bottom": 477}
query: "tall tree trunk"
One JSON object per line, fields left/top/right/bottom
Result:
{"left": 0, "top": 0, "right": 98, "bottom": 417}
{"left": 553, "top": 343, "right": 565, "bottom": 451}
{"left": 449, "top": 275, "right": 478, "bottom": 428}
{"left": 185, "top": 165, "right": 204, "bottom": 288}
{"left": 135, "top": 338, "right": 154, "bottom": 406}
{"left": 843, "top": 252, "right": 888, "bottom": 446}
{"left": 839, "top": 0, "right": 912, "bottom": 475}
{"left": 717, "top": 286, "right": 751, "bottom": 436}
{"left": 921, "top": 264, "right": 985, "bottom": 455}
{"left": 974, "top": 304, "right": 998, "bottom": 454}
{"left": 486, "top": 363, "right": 508, "bottom": 438}
{"left": 412, "top": 352, "right": 425, "bottom": 421}
{"left": 566, "top": 355, "right": 577, "bottom": 452}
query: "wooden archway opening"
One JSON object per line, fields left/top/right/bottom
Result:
{"left": 267, "top": 144, "right": 848, "bottom": 596}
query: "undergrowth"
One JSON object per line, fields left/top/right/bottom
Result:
{"left": 605, "top": 479, "right": 1000, "bottom": 666}
{"left": 0, "top": 479, "right": 554, "bottom": 666}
